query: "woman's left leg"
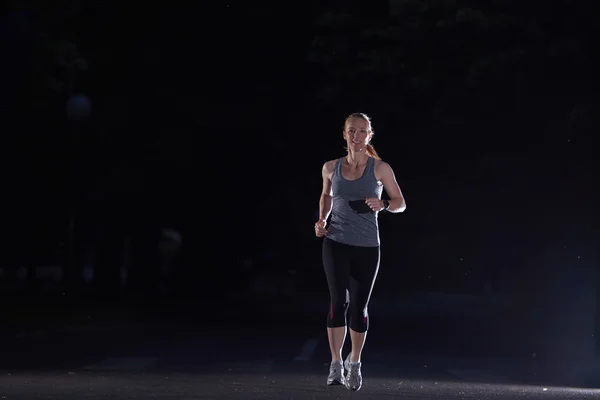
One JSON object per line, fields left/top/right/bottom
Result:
{"left": 345, "top": 245, "right": 380, "bottom": 390}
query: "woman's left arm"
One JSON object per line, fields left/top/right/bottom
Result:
{"left": 379, "top": 162, "right": 406, "bottom": 213}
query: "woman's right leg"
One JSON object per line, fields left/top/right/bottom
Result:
{"left": 322, "top": 238, "right": 350, "bottom": 361}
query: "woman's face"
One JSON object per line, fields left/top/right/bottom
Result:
{"left": 344, "top": 117, "right": 372, "bottom": 151}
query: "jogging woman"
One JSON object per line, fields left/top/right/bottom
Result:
{"left": 315, "top": 112, "right": 406, "bottom": 391}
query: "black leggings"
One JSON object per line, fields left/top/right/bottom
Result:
{"left": 322, "top": 238, "right": 380, "bottom": 333}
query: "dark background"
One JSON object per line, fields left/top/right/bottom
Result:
{"left": 1, "top": 0, "right": 598, "bottom": 390}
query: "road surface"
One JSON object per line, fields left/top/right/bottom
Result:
{"left": 1, "top": 302, "right": 599, "bottom": 399}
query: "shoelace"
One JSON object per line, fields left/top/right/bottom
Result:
{"left": 330, "top": 364, "right": 342, "bottom": 375}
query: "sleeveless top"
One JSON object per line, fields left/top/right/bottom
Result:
{"left": 326, "top": 156, "right": 383, "bottom": 247}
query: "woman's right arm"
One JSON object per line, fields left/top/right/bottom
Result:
{"left": 319, "top": 161, "right": 334, "bottom": 222}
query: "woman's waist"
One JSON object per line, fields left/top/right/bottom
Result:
{"left": 327, "top": 218, "right": 380, "bottom": 245}
{"left": 330, "top": 212, "right": 378, "bottom": 226}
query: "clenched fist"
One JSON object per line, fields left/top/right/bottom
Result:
{"left": 365, "top": 198, "right": 385, "bottom": 212}
{"left": 314, "top": 219, "right": 328, "bottom": 237}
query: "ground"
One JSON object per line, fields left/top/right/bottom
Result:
{"left": 1, "top": 294, "right": 600, "bottom": 399}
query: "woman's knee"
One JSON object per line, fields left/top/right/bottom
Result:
{"left": 327, "top": 299, "right": 348, "bottom": 327}
{"left": 348, "top": 304, "right": 369, "bottom": 332}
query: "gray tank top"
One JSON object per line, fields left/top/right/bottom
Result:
{"left": 327, "top": 157, "right": 383, "bottom": 247}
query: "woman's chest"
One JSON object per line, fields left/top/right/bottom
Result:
{"left": 332, "top": 175, "right": 383, "bottom": 199}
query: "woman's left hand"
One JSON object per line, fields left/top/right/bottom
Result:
{"left": 365, "top": 198, "right": 384, "bottom": 212}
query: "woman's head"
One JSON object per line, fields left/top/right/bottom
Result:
{"left": 343, "top": 112, "right": 380, "bottom": 160}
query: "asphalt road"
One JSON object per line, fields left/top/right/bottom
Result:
{"left": 1, "top": 304, "right": 600, "bottom": 400}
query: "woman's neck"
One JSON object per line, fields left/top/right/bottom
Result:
{"left": 346, "top": 151, "right": 369, "bottom": 168}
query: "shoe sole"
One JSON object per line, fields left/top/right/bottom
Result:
{"left": 327, "top": 377, "right": 345, "bottom": 386}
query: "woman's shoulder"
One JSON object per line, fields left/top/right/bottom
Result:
{"left": 373, "top": 158, "right": 394, "bottom": 173}
{"left": 373, "top": 158, "right": 388, "bottom": 167}
{"left": 323, "top": 157, "right": 342, "bottom": 172}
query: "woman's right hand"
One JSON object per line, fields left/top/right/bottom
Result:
{"left": 315, "top": 219, "right": 328, "bottom": 237}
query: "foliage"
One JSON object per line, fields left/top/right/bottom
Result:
{"left": 6, "top": 1, "right": 88, "bottom": 109}
{"left": 306, "top": 0, "right": 593, "bottom": 120}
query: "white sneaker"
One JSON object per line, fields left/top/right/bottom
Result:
{"left": 327, "top": 360, "right": 345, "bottom": 385}
{"left": 344, "top": 353, "right": 363, "bottom": 391}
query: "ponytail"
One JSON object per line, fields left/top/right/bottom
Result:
{"left": 366, "top": 143, "right": 381, "bottom": 160}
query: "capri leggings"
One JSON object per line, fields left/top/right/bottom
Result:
{"left": 322, "top": 237, "right": 380, "bottom": 333}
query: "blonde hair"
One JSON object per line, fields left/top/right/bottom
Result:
{"left": 344, "top": 112, "right": 381, "bottom": 160}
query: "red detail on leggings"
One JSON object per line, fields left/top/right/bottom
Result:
{"left": 364, "top": 316, "right": 368, "bottom": 326}
{"left": 330, "top": 303, "right": 334, "bottom": 319}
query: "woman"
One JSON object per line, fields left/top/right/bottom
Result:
{"left": 314, "top": 112, "right": 406, "bottom": 391}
